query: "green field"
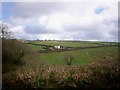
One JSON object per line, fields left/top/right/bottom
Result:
{"left": 32, "top": 41, "right": 101, "bottom": 47}
{"left": 26, "top": 44, "right": 45, "bottom": 51}
{"left": 3, "top": 40, "right": 119, "bottom": 88}
{"left": 39, "top": 46, "right": 118, "bottom": 65}
{"left": 26, "top": 41, "right": 118, "bottom": 66}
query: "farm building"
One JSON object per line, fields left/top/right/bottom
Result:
{"left": 48, "top": 45, "right": 65, "bottom": 50}
{"left": 54, "top": 46, "right": 61, "bottom": 49}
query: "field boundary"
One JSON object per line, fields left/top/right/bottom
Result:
{"left": 38, "top": 45, "right": 118, "bottom": 53}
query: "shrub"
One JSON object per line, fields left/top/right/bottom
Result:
{"left": 2, "top": 39, "right": 28, "bottom": 73}
{"left": 64, "top": 54, "right": 74, "bottom": 65}
{"left": 2, "top": 50, "right": 120, "bottom": 88}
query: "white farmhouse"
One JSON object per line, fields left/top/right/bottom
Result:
{"left": 54, "top": 46, "right": 61, "bottom": 49}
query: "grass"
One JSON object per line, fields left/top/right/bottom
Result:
{"left": 2, "top": 40, "right": 120, "bottom": 88}
{"left": 25, "top": 41, "right": 119, "bottom": 66}
{"left": 33, "top": 41, "right": 102, "bottom": 47}
{"left": 39, "top": 46, "right": 118, "bottom": 65}
{"left": 26, "top": 44, "right": 45, "bottom": 51}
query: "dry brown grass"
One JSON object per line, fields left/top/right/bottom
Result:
{"left": 2, "top": 57, "right": 120, "bottom": 88}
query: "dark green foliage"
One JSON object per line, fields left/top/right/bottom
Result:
{"left": 2, "top": 39, "right": 27, "bottom": 73}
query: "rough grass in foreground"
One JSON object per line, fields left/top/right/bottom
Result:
{"left": 2, "top": 57, "right": 120, "bottom": 88}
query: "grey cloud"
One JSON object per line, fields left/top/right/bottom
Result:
{"left": 103, "top": 19, "right": 118, "bottom": 27}
{"left": 63, "top": 22, "right": 98, "bottom": 32}
{"left": 12, "top": 2, "right": 65, "bottom": 18}
{"left": 84, "top": 31, "right": 104, "bottom": 40}
{"left": 72, "top": 29, "right": 118, "bottom": 41}
{"left": 109, "top": 29, "right": 118, "bottom": 41}
{"left": 63, "top": 24, "right": 84, "bottom": 31}
{"left": 24, "top": 23, "right": 59, "bottom": 34}
{"left": 24, "top": 24, "right": 47, "bottom": 34}
{"left": 104, "top": 19, "right": 118, "bottom": 41}
{"left": 62, "top": 17, "right": 118, "bottom": 41}
{"left": 109, "top": 29, "right": 118, "bottom": 36}
{"left": 72, "top": 30, "right": 103, "bottom": 41}
{"left": 3, "top": 2, "right": 118, "bottom": 41}
{"left": 4, "top": 2, "right": 85, "bottom": 18}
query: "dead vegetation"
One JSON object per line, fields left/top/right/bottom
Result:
{"left": 2, "top": 57, "right": 120, "bottom": 88}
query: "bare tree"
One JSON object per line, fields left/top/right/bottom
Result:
{"left": 0, "top": 23, "right": 13, "bottom": 39}
{"left": 64, "top": 54, "right": 74, "bottom": 65}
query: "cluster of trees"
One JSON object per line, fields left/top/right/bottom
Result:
{"left": 0, "top": 22, "right": 27, "bottom": 73}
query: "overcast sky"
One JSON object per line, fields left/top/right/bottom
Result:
{"left": 1, "top": 0, "right": 118, "bottom": 41}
